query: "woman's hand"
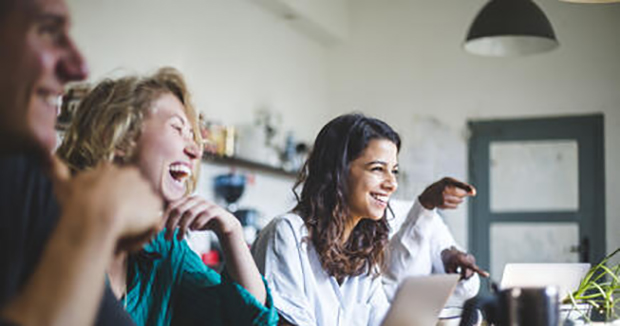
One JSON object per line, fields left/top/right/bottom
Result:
{"left": 441, "top": 246, "right": 490, "bottom": 280}
{"left": 164, "top": 195, "right": 242, "bottom": 241}
{"left": 164, "top": 195, "right": 267, "bottom": 303}
{"left": 418, "top": 177, "right": 476, "bottom": 210}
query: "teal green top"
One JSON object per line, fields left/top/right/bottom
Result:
{"left": 124, "top": 230, "right": 279, "bottom": 326}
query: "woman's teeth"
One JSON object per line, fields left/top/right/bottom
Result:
{"left": 169, "top": 164, "right": 192, "bottom": 183}
{"left": 371, "top": 193, "right": 389, "bottom": 203}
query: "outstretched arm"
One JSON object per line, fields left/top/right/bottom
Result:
{"left": 418, "top": 177, "right": 488, "bottom": 279}
{"left": 383, "top": 177, "right": 487, "bottom": 301}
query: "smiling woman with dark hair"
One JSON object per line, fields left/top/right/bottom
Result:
{"left": 252, "top": 113, "right": 487, "bottom": 326}
{"left": 293, "top": 114, "right": 400, "bottom": 282}
{"left": 252, "top": 113, "right": 400, "bottom": 325}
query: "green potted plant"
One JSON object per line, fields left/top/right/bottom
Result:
{"left": 563, "top": 248, "right": 620, "bottom": 324}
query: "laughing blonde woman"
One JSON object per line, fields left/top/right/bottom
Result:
{"left": 57, "top": 68, "right": 278, "bottom": 326}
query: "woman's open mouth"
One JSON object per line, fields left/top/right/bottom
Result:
{"left": 169, "top": 162, "right": 192, "bottom": 186}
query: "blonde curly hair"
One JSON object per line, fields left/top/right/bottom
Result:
{"left": 57, "top": 67, "right": 202, "bottom": 194}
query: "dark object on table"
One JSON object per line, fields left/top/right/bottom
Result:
{"left": 460, "top": 287, "right": 559, "bottom": 326}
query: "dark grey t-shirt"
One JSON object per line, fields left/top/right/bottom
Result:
{"left": 0, "top": 153, "right": 135, "bottom": 326}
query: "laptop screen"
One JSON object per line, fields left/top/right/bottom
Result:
{"left": 499, "top": 263, "right": 590, "bottom": 300}
{"left": 381, "top": 274, "right": 460, "bottom": 326}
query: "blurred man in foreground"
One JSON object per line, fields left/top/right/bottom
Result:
{"left": 0, "top": 0, "right": 163, "bottom": 325}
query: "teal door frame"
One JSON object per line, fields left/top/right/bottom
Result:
{"left": 468, "top": 115, "right": 606, "bottom": 280}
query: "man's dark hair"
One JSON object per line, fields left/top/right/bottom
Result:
{"left": 0, "top": 0, "right": 34, "bottom": 23}
{"left": 0, "top": 1, "right": 17, "bottom": 22}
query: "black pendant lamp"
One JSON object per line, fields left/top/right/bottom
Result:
{"left": 464, "top": 0, "right": 559, "bottom": 57}
{"left": 561, "top": 0, "right": 619, "bottom": 3}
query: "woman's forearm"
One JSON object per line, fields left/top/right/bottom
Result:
{"left": 219, "top": 229, "right": 267, "bottom": 304}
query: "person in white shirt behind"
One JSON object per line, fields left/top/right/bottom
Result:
{"left": 382, "top": 177, "right": 490, "bottom": 306}
{"left": 251, "top": 113, "right": 488, "bottom": 326}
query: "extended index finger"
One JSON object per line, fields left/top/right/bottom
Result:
{"left": 458, "top": 253, "right": 490, "bottom": 278}
{"left": 445, "top": 178, "right": 476, "bottom": 196}
{"left": 466, "top": 262, "right": 490, "bottom": 278}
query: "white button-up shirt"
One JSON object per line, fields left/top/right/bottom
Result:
{"left": 252, "top": 200, "right": 479, "bottom": 326}
{"left": 383, "top": 199, "right": 479, "bottom": 305}
{"left": 252, "top": 213, "right": 390, "bottom": 326}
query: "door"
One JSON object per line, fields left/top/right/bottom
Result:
{"left": 468, "top": 115, "right": 605, "bottom": 288}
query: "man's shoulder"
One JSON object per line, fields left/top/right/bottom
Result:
{"left": 0, "top": 152, "right": 56, "bottom": 221}
{"left": 0, "top": 152, "right": 43, "bottom": 169}
{"left": 0, "top": 153, "right": 50, "bottom": 190}
{"left": 0, "top": 153, "right": 58, "bottom": 309}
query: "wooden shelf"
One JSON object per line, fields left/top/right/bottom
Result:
{"left": 202, "top": 154, "right": 298, "bottom": 178}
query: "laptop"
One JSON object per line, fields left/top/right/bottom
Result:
{"left": 381, "top": 274, "right": 460, "bottom": 326}
{"left": 499, "top": 263, "right": 591, "bottom": 300}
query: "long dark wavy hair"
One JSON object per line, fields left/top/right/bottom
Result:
{"left": 293, "top": 113, "right": 401, "bottom": 281}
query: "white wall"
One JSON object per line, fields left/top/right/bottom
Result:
{"left": 326, "top": 0, "right": 620, "bottom": 253}
{"left": 285, "top": 0, "right": 349, "bottom": 40}
{"left": 250, "top": 0, "right": 349, "bottom": 44}
{"left": 66, "top": 0, "right": 335, "bottom": 219}
{"left": 67, "top": 0, "right": 332, "bottom": 142}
